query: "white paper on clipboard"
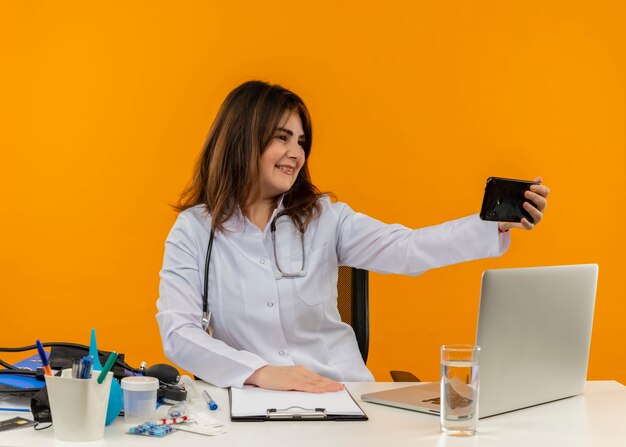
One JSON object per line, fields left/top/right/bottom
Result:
{"left": 230, "top": 386, "right": 366, "bottom": 419}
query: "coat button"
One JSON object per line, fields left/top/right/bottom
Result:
{"left": 267, "top": 302, "right": 274, "bottom": 308}
{"left": 259, "top": 259, "right": 266, "bottom": 264}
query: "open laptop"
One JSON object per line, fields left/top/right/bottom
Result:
{"left": 361, "top": 264, "right": 599, "bottom": 418}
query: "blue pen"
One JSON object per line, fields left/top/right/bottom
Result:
{"left": 79, "top": 355, "right": 94, "bottom": 379}
{"left": 35, "top": 340, "right": 52, "bottom": 376}
{"left": 202, "top": 390, "right": 218, "bottom": 410}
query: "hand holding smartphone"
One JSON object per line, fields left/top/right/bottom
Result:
{"left": 479, "top": 177, "right": 540, "bottom": 223}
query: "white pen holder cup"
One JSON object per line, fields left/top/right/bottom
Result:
{"left": 45, "top": 368, "right": 113, "bottom": 442}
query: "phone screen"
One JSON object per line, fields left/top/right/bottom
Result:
{"left": 479, "top": 177, "right": 539, "bottom": 223}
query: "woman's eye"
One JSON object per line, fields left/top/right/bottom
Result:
{"left": 275, "top": 135, "right": 287, "bottom": 141}
{"left": 298, "top": 140, "right": 305, "bottom": 147}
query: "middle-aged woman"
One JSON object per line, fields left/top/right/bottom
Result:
{"left": 156, "top": 80, "right": 550, "bottom": 393}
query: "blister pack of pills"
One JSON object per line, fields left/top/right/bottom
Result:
{"left": 127, "top": 422, "right": 175, "bottom": 437}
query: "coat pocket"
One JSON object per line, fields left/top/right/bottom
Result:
{"left": 294, "top": 243, "right": 333, "bottom": 305}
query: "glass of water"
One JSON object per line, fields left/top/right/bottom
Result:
{"left": 440, "top": 344, "right": 480, "bottom": 436}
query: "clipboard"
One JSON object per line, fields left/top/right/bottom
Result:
{"left": 229, "top": 386, "right": 368, "bottom": 421}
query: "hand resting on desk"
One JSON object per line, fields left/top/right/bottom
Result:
{"left": 245, "top": 365, "right": 345, "bottom": 393}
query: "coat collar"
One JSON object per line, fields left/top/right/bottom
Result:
{"left": 221, "top": 195, "right": 286, "bottom": 234}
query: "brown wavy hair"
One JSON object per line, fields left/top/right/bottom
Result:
{"left": 175, "top": 80, "right": 325, "bottom": 233}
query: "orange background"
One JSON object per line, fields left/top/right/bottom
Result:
{"left": 1, "top": 1, "right": 624, "bottom": 384}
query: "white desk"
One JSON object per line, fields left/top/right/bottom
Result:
{"left": 1, "top": 381, "right": 625, "bottom": 446}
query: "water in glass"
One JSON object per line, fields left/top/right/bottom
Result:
{"left": 440, "top": 359, "right": 479, "bottom": 436}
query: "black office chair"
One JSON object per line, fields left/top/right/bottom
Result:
{"left": 337, "top": 266, "right": 420, "bottom": 382}
{"left": 337, "top": 266, "right": 370, "bottom": 363}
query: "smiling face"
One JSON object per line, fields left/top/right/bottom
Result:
{"left": 258, "top": 109, "right": 307, "bottom": 201}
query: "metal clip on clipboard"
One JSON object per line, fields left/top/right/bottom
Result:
{"left": 266, "top": 406, "right": 327, "bottom": 420}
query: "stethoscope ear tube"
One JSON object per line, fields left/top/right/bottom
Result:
{"left": 202, "top": 229, "right": 215, "bottom": 336}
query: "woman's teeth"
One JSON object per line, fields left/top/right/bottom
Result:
{"left": 276, "top": 166, "right": 293, "bottom": 175}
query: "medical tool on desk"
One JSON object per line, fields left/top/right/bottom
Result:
{"left": 1, "top": 343, "right": 182, "bottom": 390}
{"left": 202, "top": 390, "right": 218, "bottom": 410}
{"left": 121, "top": 376, "right": 160, "bottom": 424}
{"left": 2, "top": 340, "right": 187, "bottom": 426}
{"left": 0, "top": 342, "right": 133, "bottom": 386}
{"left": 89, "top": 328, "right": 122, "bottom": 425}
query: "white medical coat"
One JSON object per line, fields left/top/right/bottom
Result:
{"left": 156, "top": 197, "right": 510, "bottom": 388}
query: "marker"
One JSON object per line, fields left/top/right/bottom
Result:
{"left": 97, "top": 351, "right": 118, "bottom": 384}
{"left": 35, "top": 340, "right": 52, "bottom": 376}
{"left": 202, "top": 390, "right": 218, "bottom": 410}
{"left": 72, "top": 358, "right": 81, "bottom": 379}
{"left": 79, "top": 355, "right": 94, "bottom": 379}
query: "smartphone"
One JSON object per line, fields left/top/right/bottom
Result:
{"left": 479, "top": 177, "right": 540, "bottom": 223}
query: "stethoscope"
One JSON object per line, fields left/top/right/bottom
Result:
{"left": 201, "top": 212, "right": 306, "bottom": 336}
